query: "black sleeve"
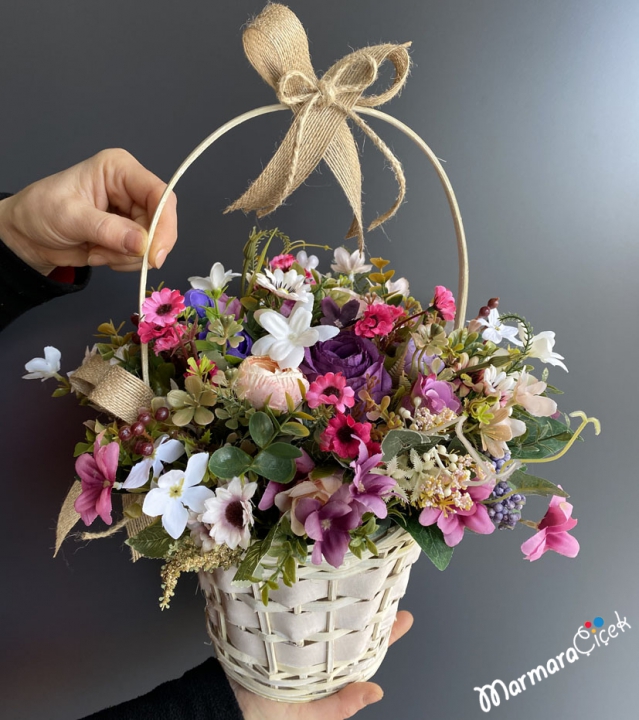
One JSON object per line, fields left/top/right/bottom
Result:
{"left": 0, "top": 192, "right": 91, "bottom": 331}
{"left": 81, "top": 658, "right": 245, "bottom": 720}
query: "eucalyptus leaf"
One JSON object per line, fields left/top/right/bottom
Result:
{"left": 208, "top": 446, "right": 253, "bottom": 479}
{"left": 251, "top": 449, "right": 297, "bottom": 483}
{"left": 249, "top": 412, "right": 274, "bottom": 449}
{"left": 280, "top": 422, "right": 310, "bottom": 438}
{"left": 266, "top": 442, "right": 303, "bottom": 460}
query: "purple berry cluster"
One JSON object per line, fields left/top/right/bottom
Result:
{"left": 486, "top": 481, "right": 526, "bottom": 529}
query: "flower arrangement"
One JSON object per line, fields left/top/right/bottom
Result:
{"left": 27, "top": 228, "right": 599, "bottom": 609}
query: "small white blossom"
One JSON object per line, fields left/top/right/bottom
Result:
{"left": 331, "top": 247, "right": 372, "bottom": 277}
{"left": 252, "top": 303, "right": 339, "bottom": 369}
{"left": 483, "top": 365, "right": 516, "bottom": 397}
{"left": 477, "top": 309, "right": 523, "bottom": 346}
{"left": 254, "top": 267, "right": 311, "bottom": 302}
{"left": 23, "top": 346, "right": 61, "bottom": 381}
{"left": 296, "top": 250, "right": 319, "bottom": 271}
{"left": 188, "top": 262, "right": 240, "bottom": 292}
{"left": 122, "top": 435, "right": 186, "bottom": 489}
{"left": 385, "top": 277, "right": 410, "bottom": 296}
{"left": 520, "top": 328, "right": 568, "bottom": 372}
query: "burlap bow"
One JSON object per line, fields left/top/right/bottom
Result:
{"left": 225, "top": 3, "right": 412, "bottom": 249}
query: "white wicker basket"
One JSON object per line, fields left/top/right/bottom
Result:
{"left": 199, "top": 524, "right": 421, "bottom": 702}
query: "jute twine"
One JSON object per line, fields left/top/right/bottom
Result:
{"left": 68, "top": 353, "right": 154, "bottom": 425}
{"left": 225, "top": 3, "right": 412, "bottom": 249}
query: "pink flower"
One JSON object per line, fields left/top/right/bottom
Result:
{"left": 235, "top": 356, "right": 308, "bottom": 411}
{"left": 432, "top": 286, "right": 456, "bottom": 321}
{"left": 354, "top": 303, "right": 405, "bottom": 338}
{"left": 320, "top": 413, "right": 379, "bottom": 459}
{"left": 521, "top": 492, "right": 579, "bottom": 561}
{"left": 270, "top": 254, "right": 296, "bottom": 271}
{"left": 349, "top": 439, "right": 396, "bottom": 518}
{"left": 74, "top": 431, "right": 120, "bottom": 526}
{"left": 418, "top": 483, "right": 495, "bottom": 547}
{"left": 139, "top": 322, "right": 186, "bottom": 355}
{"left": 142, "top": 288, "right": 185, "bottom": 327}
{"left": 306, "top": 372, "right": 355, "bottom": 413}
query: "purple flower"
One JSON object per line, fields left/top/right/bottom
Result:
{"left": 300, "top": 333, "right": 392, "bottom": 404}
{"left": 184, "top": 289, "right": 212, "bottom": 318}
{"left": 349, "top": 439, "right": 397, "bottom": 518}
{"left": 320, "top": 297, "right": 359, "bottom": 328}
{"left": 403, "top": 373, "right": 462, "bottom": 414}
{"left": 217, "top": 294, "right": 242, "bottom": 320}
{"left": 226, "top": 330, "right": 253, "bottom": 360}
{"left": 403, "top": 338, "right": 436, "bottom": 377}
{"left": 295, "top": 484, "right": 363, "bottom": 567}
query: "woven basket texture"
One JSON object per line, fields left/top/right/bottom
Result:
{"left": 199, "top": 524, "right": 421, "bottom": 702}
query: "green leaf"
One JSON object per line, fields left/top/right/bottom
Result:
{"left": 251, "top": 449, "right": 297, "bottom": 483}
{"left": 381, "top": 429, "right": 426, "bottom": 462}
{"left": 233, "top": 523, "right": 279, "bottom": 583}
{"left": 508, "top": 469, "right": 569, "bottom": 498}
{"left": 509, "top": 412, "right": 579, "bottom": 459}
{"left": 266, "top": 442, "right": 303, "bottom": 460}
{"left": 261, "top": 584, "right": 270, "bottom": 606}
{"left": 52, "top": 387, "right": 70, "bottom": 398}
{"left": 73, "top": 441, "right": 93, "bottom": 458}
{"left": 208, "top": 446, "right": 253, "bottom": 479}
{"left": 396, "top": 513, "right": 454, "bottom": 571}
{"left": 280, "top": 422, "right": 310, "bottom": 438}
{"left": 283, "top": 556, "right": 297, "bottom": 585}
{"left": 249, "top": 412, "right": 274, "bottom": 449}
{"left": 125, "top": 523, "right": 175, "bottom": 559}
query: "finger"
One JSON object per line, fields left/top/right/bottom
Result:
{"left": 388, "top": 610, "right": 414, "bottom": 646}
{"left": 65, "top": 203, "right": 148, "bottom": 257}
{"left": 306, "top": 681, "right": 383, "bottom": 720}
{"left": 87, "top": 251, "right": 144, "bottom": 272}
{"left": 130, "top": 190, "right": 177, "bottom": 269}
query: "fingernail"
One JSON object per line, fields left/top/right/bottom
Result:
{"left": 364, "top": 690, "right": 383, "bottom": 706}
{"left": 124, "top": 229, "right": 145, "bottom": 255}
{"left": 155, "top": 248, "right": 168, "bottom": 269}
{"left": 88, "top": 254, "right": 107, "bottom": 266}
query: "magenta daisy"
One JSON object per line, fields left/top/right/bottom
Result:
{"left": 306, "top": 372, "right": 355, "bottom": 413}
{"left": 142, "top": 288, "right": 185, "bottom": 327}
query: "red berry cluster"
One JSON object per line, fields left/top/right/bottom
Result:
{"left": 477, "top": 297, "right": 499, "bottom": 318}
{"left": 118, "top": 406, "right": 170, "bottom": 456}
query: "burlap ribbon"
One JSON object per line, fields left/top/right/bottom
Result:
{"left": 69, "top": 353, "right": 154, "bottom": 425}
{"left": 225, "top": 3, "right": 412, "bottom": 248}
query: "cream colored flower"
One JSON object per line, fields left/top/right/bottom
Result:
{"left": 512, "top": 371, "right": 557, "bottom": 417}
{"left": 235, "top": 356, "right": 309, "bottom": 411}
{"left": 478, "top": 404, "right": 526, "bottom": 459}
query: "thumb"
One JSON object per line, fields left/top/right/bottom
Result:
{"left": 308, "top": 681, "right": 383, "bottom": 720}
{"left": 70, "top": 204, "right": 148, "bottom": 257}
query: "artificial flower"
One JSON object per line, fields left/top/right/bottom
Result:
{"left": 188, "top": 262, "right": 240, "bottom": 292}
{"left": 482, "top": 365, "right": 516, "bottom": 401}
{"left": 478, "top": 404, "right": 527, "bottom": 459}
{"left": 23, "top": 346, "right": 61, "bottom": 381}
{"left": 74, "top": 431, "right": 120, "bottom": 526}
{"left": 477, "top": 308, "right": 523, "bottom": 346}
{"left": 295, "top": 484, "right": 363, "bottom": 567}
{"left": 522, "top": 329, "right": 568, "bottom": 372}
{"left": 385, "top": 277, "right": 410, "bottom": 297}
{"left": 254, "top": 267, "right": 311, "bottom": 303}
{"left": 225, "top": 330, "right": 253, "bottom": 360}
{"left": 122, "top": 435, "right": 185, "bottom": 489}
{"left": 251, "top": 304, "right": 339, "bottom": 370}
{"left": 141, "top": 288, "right": 185, "bottom": 327}
{"left": 354, "top": 303, "right": 405, "bottom": 338}
{"left": 235, "top": 356, "right": 308, "bottom": 411}
{"left": 319, "top": 297, "right": 360, "bottom": 328}
{"left": 306, "top": 372, "right": 355, "bottom": 413}
{"left": 300, "top": 334, "right": 392, "bottom": 404}
{"left": 512, "top": 370, "right": 557, "bottom": 417}
{"left": 330, "top": 247, "right": 372, "bottom": 277}
{"left": 432, "top": 286, "right": 456, "bottom": 321}
{"left": 270, "top": 254, "right": 296, "bottom": 271}
{"left": 296, "top": 250, "right": 319, "bottom": 271}
{"left": 200, "top": 476, "right": 258, "bottom": 550}
{"left": 184, "top": 288, "right": 213, "bottom": 318}
{"left": 349, "top": 439, "right": 396, "bottom": 518}
{"left": 320, "top": 413, "right": 379, "bottom": 459}
{"left": 142, "top": 453, "right": 213, "bottom": 539}
{"left": 521, "top": 492, "right": 579, "bottom": 561}
{"left": 418, "top": 482, "right": 495, "bottom": 547}
{"left": 167, "top": 374, "right": 217, "bottom": 425}
{"left": 404, "top": 373, "right": 462, "bottom": 414}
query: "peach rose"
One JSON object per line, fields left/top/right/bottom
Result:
{"left": 273, "top": 473, "right": 344, "bottom": 535}
{"left": 235, "top": 356, "right": 308, "bottom": 412}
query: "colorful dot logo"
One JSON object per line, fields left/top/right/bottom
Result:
{"left": 584, "top": 617, "right": 604, "bottom": 634}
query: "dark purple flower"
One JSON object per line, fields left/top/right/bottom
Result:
{"left": 184, "top": 289, "right": 212, "bottom": 318}
{"left": 320, "top": 297, "right": 359, "bottom": 328}
{"left": 300, "top": 333, "right": 392, "bottom": 404}
{"left": 295, "top": 484, "right": 363, "bottom": 567}
{"left": 403, "top": 373, "right": 462, "bottom": 414}
{"left": 226, "top": 330, "right": 253, "bottom": 360}
{"left": 349, "top": 439, "right": 397, "bottom": 518}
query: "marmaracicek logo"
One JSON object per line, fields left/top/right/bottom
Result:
{"left": 474, "top": 611, "right": 632, "bottom": 713}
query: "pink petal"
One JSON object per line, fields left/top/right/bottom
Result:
{"left": 75, "top": 454, "right": 101, "bottom": 485}
{"left": 438, "top": 513, "right": 465, "bottom": 546}
{"left": 468, "top": 483, "right": 495, "bottom": 502}
{"left": 463, "top": 505, "right": 495, "bottom": 535}
{"left": 418, "top": 507, "right": 441, "bottom": 526}
{"left": 95, "top": 487, "right": 113, "bottom": 525}
{"left": 546, "top": 530, "right": 580, "bottom": 558}
{"left": 303, "top": 510, "right": 324, "bottom": 541}
{"left": 521, "top": 529, "right": 548, "bottom": 561}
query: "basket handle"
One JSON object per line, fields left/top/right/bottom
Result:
{"left": 138, "top": 104, "right": 469, "bottom": 386}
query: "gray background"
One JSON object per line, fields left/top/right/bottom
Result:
{"left": 1, "top": 1, "right": 637, "bottom": 718}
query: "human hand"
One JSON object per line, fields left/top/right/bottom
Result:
{"left": 228, "top": 609, "right": 414, "bottom": 720}
{"left": 0, "top": 148, "right": 177, "bottom": 276}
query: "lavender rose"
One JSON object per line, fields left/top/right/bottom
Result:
{"left": 404, "top": 373, "right": 462, "bottom": 414}
{"left": 300, "top": 333, "right": 392, "bottom": 403}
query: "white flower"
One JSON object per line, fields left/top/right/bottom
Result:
{"left": 251, "top": 303, "right": 339, "bottom": 369}
{"left": 23, "top": 346, "right": 61, "bottom": 381}
{"left": 254, "top": 267, "right": 311, "bottom": 302}
{"left": 122, "top": 435, "right": 185, "bottom": 489}
{"left": 296, "top": 250, "right": 319, "bottom": 271}
{"left": 477, "top": 309, "right": 523, "bottom": 346}
{"left": 331, "top": 247, "right": 372, "bottom": 277}
{"left": 385, "top": 277, "right": 410, "bottom": 296}
{"left": 512, "top": 371, "right": 558, "bottom": 417}
{"left": 520, "top": 328, "right": 568, "bottom": 372}
{"left": 188, "top": 262, "right": 240, "bottom": 292}
{"left": 483, "top": 364, "right": 516, "bottom": 398}
{"left": 200, "top": 477, "right": 258, "bottom": 550}
{"left": 142, "top": 452, "right": 214, "bottom": 539}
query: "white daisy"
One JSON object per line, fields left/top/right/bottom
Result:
{"left": 254, "top": 267, "right": 311, "bottom": 302}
